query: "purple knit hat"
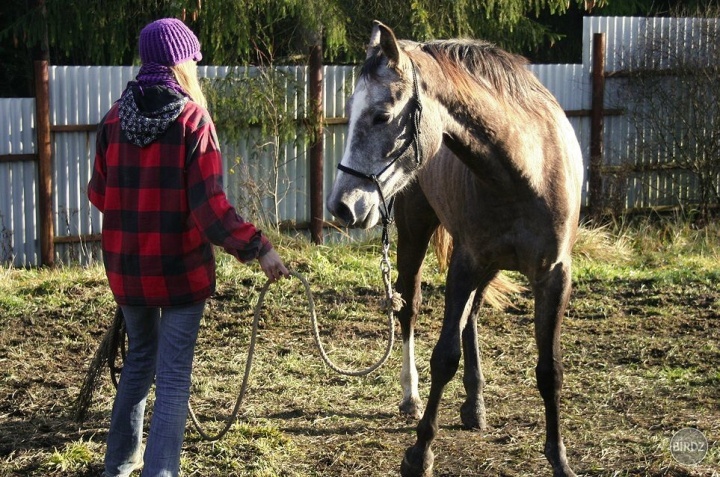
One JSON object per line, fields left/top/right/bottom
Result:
{"left": 139, "top": 18, "right": 202, "bottom": 66}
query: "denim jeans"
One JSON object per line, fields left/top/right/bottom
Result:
{"left": 103, "top": 301, "right": 205, "bottom": 477}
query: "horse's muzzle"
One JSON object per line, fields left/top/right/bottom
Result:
{"left": 327, "top": 196, "right": 381, "bottom": 229}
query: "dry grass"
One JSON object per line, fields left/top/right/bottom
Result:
{"left": 0, "top": 220, "right": 718, "bottom": 476}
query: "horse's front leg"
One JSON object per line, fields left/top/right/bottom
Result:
{"left": 396, "top": 242, "right": 431, "bottom": 420}
{"left": 399, "top": 325, "right": 423, "bottom": 419}
{"left": 394, "top": 188, "right": 439, "bottom": 420}
{"left": 533, "top": 260, "right": 577, "bottom": 477}
{"left": 401, "top": 253, "right": 477, "bottom": 477}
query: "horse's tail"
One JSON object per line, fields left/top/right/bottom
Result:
{"left": 482, "top": 272, "right": 526, "bottom": 311}
{"left": 431, "top": 225, "right": 526, "bottom": 310}
{"left": 74, "top": 306, "right": 125, "bottom": 424}
{"left": 431, "top": 224, "right": 454, "bottom": 273}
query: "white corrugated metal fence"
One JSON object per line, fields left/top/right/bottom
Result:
{"left": 1, "top": 16, "right": 717, "bottom": 266}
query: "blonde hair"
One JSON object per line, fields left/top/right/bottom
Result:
{"left": 171, "top": 60, "right": 207, "bottom": 109}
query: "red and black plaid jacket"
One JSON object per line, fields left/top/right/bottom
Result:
{"left": 88, "top": 89, "right": 271, "bottom": 307}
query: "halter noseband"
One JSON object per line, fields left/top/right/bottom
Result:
{"left": 337, "top": 58, "right": 423, "bottom": 225}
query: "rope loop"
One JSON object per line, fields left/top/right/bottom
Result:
{"left": 187, "top": 269, "right": 396, "bottom": 441}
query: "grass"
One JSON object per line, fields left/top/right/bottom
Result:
{"left": 0, "top": 217, "right": 719, "bottom": 476}
{"left": 43, "top": 440, "right": 97, "bottom": 473}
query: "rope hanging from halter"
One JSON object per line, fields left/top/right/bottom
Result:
{"left": 188, "top": 269, "right": 397, "bottom": 441}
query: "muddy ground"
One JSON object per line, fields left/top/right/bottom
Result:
{"left": 1, "top": 263, "right": 718, "bottom": 476}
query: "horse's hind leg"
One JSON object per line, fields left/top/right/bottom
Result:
{"left": 533, "top": 260, "right": 577, "bottom": 477}
{"left": 459, "top": 276, "right": 496, "bottom": 431}
{"left": 394, "top": 185, "right": 439, "bottom": 420}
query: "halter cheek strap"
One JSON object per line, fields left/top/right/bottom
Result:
{"left": 336, "top": 58, "right": 423, "bottom": 224}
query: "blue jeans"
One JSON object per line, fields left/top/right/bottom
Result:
{"left": 103, "top": 301, "right": 205, "bottom": 477}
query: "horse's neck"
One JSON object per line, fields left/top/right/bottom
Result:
{"left": 428, "top": 81, "right": 583, "bottom": 220}
{"left": 433, "top": 88, "right": 531, "bottom": 191}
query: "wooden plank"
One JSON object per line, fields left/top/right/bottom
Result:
{"left": 54, "top": 234, "right": 101, "bottom": 244}
{"left": 50, "top": 124, "right": 99, "bottom": 132}
{"left": 0, "top": 154, "right": 37, "bottom": 163}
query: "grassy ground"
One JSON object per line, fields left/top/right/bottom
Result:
{"left": 0, "top": 218, "right": 718, "bottom": 476}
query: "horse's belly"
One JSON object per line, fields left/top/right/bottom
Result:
{"left": 417, "top": 148, "right": 573, "bottom": 272}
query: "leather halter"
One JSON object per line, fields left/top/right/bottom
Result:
{"left": 336, "top": 58, "right": 423, "bottom": 225}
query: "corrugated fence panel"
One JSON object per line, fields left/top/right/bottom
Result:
{"left": 584, "top": 18, "right": 637, "bottom": 210}
{"left": 584, "top": 16, "right": 648, "bottom": 72}
{"left": 0, "top": 98, "right": 38, "bottom": 267}
{"left": 585, "top": 16, "right": 720, "bottom": 210}
{"left": 200, "top": 65, "right": 243, "bottom": 210}
{"left": 283, "top": 65, "right": 307, "bottom": 225}
{"left": 198, "top": 65, "right": 356, "bottom": 233}
{"left": 593, "top": 17, "right": 637, "bottom": 208}
{"left": 323, "top": 66, "right": 357, "bottom": 223}
{"left": 49, "top": 66, "right": 139, "bottom": 263}
{"left": 3, "top": 17, "right": 717, "bottom": 265}
{"left": 199, "top": 65, "right": 313, "bottom": 227}
{"left": 294, "top": 66, "right": 310, "bottom": 225}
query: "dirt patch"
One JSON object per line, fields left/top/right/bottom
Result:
{"left": 1, "top": 270, "right": 718, "bottom": 476}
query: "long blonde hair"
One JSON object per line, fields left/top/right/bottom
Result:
{"left": 171, "top": 60, "right": 207, "bottom": 109}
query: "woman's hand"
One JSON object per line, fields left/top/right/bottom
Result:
{"left": 257, "top": 249, "right": 290, "bottom": 282}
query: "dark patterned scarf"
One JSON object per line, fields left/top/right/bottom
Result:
{"left": 118, "top": 87, "right": 188, "bottom": 147}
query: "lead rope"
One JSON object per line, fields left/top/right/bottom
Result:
{"left": 187, "top": 231, "right": 400, "bottom": 441}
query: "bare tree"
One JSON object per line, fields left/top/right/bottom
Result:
{"left": 203, "top": 53, "right": 306, "bottom": 229}
{"left": 619, "top": 17, "right": 720, "bottom": 221}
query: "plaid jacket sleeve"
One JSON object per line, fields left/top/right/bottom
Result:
{"left": 88, "top": 115, "right": 109, "bottom": 212}
{"left": 185, "top": 108, "right": 272, "bottom": 263}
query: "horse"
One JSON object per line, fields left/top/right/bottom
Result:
{"left": 326, "top": 21, "right": 583, "bottom": 477}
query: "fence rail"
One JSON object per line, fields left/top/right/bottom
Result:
{"left": 1, "top": 16, "right": 718, "bottom": 267}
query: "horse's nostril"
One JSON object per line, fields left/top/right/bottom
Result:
{"left": 334, "top": 202, "right": 355, "bottom": 225}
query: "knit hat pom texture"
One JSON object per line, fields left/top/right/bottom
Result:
{"left": 139, "top": 18, "right": 202, "bottom": 66}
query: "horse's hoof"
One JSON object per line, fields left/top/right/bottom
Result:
{"left": 400, "top": 445, "right": 434, "bottom": 477}
{"left": 460, "top": 400, "right": 487, "bottom": 430}
{"left": 399, "top": 398, "right": 424, "bottom": 420}
{"left": 545, "top": 441, "right": 576, "bottom": 477}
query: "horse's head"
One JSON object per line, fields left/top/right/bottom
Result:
{"left": 326, "top": 21, "right": 442, "bottom": 229}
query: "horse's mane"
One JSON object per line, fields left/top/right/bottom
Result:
{"left": 418, "top": 39, "right": 558, "bottom": 113}
{"left": 360, "top": 39, "right": 558, "bottom": 115}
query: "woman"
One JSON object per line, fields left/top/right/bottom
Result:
{"left": 88, "top": 18, "right": 289, "bottom": 477}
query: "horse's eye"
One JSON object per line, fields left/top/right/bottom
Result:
{"left": 373, "top": 113, "right": 391, "bottom": 125}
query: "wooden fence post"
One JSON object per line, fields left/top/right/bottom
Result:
{"left": 34, "top": 60, "right": 54, "bottom": 267}
{"left": 308, "top": 32, "right": 324, "bottom": 245}
{"left": 589, "top": 32, "right": 606, "bottom": 220}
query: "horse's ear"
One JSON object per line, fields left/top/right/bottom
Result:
{"left": 367, "top": 20, "right": 382, "bottom": 58}
{"left": 377, "top": 22, "right": 401, "bottom": 67}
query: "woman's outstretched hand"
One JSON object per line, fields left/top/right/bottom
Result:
{"left": 257, "top": 248, "right": 290, "bottom": 282}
